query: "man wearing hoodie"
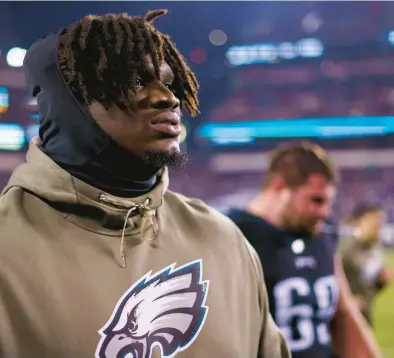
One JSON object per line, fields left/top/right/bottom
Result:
{"left": 0, "top": 9, "right": 290, "bottom": 358}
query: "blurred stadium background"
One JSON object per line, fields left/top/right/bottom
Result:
{"left": 0, "top": 1, "right": 394, "bottom": 356}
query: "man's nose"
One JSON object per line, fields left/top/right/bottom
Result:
{"left": 317, "top": 204, "right": 330, "bottom": 219}
{"left": 150, "top": 82, "right": 180, "bottom": 110}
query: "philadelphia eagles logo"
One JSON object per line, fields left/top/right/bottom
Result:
{"left": 95, "top": 260, "right": 209, "bottom": 358}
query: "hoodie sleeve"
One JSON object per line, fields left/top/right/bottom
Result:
{"left": 245, "top": 240, "right": 291, "bottom": 358}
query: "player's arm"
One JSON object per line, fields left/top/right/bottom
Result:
{"left": 245, "top": 241, "right": 291, "bottom": 358}
{"left": 331, "top": 254, "right": 382, "bottom": 358}
{"left": 338, "top": 243, "right": 368, "bottom": 311}
{"left": 375, "top": 264, "right": 394, "bottom": 290}
{"left": 377, "top": 266, "right": 391, "bottom": 288}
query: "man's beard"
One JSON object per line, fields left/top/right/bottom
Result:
{"left": 140, "top": 149, "right": 188, "bottom": 171}
{"left": 282, "top": 212, "right": 320, "bottom": 238}
{"left": 282, "top": 223, "right": 318, "bottom": 239}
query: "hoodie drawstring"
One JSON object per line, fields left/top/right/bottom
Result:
{"left": 98, "top": 194, "right": 158, "bottom": 268}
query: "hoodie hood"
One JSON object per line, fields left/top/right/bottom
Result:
{"left": 3, "top": 140, "right": 168, "bottom": 267}
{"left": 24, "top": 31, "right": 108, "bottom": 167}
{"left": 23, "top": 31, "right": 158, "bottom": 197}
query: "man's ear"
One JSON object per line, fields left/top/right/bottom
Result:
{"left": 270, "top": 174, "right": 287, "bottom": 192}
{"left": 86, "top": 101, "right": 110, "bottom": 122}
{"left": 270, "top": 175, "right": 292, "bottom": 205}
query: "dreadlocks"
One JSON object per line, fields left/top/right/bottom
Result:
{"left": 58, "top": 9, "right": 200, "bottom": 116}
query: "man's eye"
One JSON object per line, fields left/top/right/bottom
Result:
{"left": 164, "top": 83, "right": 176, "bottom": 92}
{"left": 135, "top": 78, "right": 143, "bottom": 87}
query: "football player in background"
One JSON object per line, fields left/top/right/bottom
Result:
{"left": 227, "top": 141, "right": 382, "bottom": 358}
{"left": 339, "top": 204, "right": 394, "bottom": 325}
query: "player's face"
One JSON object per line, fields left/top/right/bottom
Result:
{"left": 357, "top": 210, "right": 385, "bottom": 242}
{"left": 282, "top": 173, "right": 335, "bottom": 237}
{"left": 89, "top": 57, "right": 182, "bottom": 160}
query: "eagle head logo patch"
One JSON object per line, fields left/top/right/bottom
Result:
{"left": 95, "top": 259, "right": 209, "bottom": 358}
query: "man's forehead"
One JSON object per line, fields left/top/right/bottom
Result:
{"left": 297, "top": 175, "right": 336, "bottom": 196}
{"left": 304, "top": 173, "right": 334, "bottom": 188}
{"left": 159, "top": 61, "right": 174, "bottom": 78}
{"left": 143, "top": 55, "right": 174, "bottom": 78}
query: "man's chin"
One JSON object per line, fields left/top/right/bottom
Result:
{"left": 284, "top": 226, "right": 318, "bottom": 239}
{"left": 303, "top": 226, "right": 320, "bottom": 238}
{"left": 140, "top": 148, "right": 188, "bottom": 170}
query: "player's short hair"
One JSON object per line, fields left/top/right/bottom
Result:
{"left": 58, "top": 9, "right": 199, "bottom": 116}
{"left": 264, "top": 141, "right": 338, "bottom": 188}
{"left": 351, "top": 203, "right": 383, "bottom": 221}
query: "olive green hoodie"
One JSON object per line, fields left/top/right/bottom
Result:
{"left": 0, "top": 140, "right": 290, "bottom": 358}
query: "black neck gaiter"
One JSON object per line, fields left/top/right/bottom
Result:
{"left": 58, "top": 145, "right": 158, "bottom": 198}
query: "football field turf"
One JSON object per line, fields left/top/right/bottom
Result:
{"left": 374, "top": 249, "right": 394, "bottom": 358}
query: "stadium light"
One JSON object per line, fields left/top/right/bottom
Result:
{"left": 0, "top": 87, "right": 9, "bottom": 114}
{"left": 209, "top": 29, "right": 227, "bottom": 46}
{"left": 197, "top": 116, "right": 394, "bottom": 145}
{"left": 180, "top": 123, "right": 187, "bottom": 144}
{"left": 0, "top": 123, "right": 25, "bottom": 150}
{"left": 26, "top": 124, "right": 39, "bottom": 142}
{"left": 28, "top": 98, "right": 37, "bottom": 106}
{"left": 388, "top": 31, "right": 394, "bottom": 45}
{"left": 278, "top": 42, "right": 297, "bottom": 60}
{"left": 297, "top": 38, "right": 324, "bottom": 58}
{"left": 6, "top": 47, "right": 27, "bottom": 68}
{"left": 226, "top": 38, "right": 324, "bottom": 66}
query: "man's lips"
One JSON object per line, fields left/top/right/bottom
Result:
{"left": 151, "top": 112, "right": 180, "bottom": 125}
{"left": 150, "top": 112, "right": 181, "bottom": 136}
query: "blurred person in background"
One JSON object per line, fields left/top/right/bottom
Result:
{"left": 226, "top": 141, "right": 382, "bottom": 358}
{"left": 0, "top": 10, "right": 290, "bottom": 358}
{"left": 339, "top": 204, "right": 394, "bottom": 326}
